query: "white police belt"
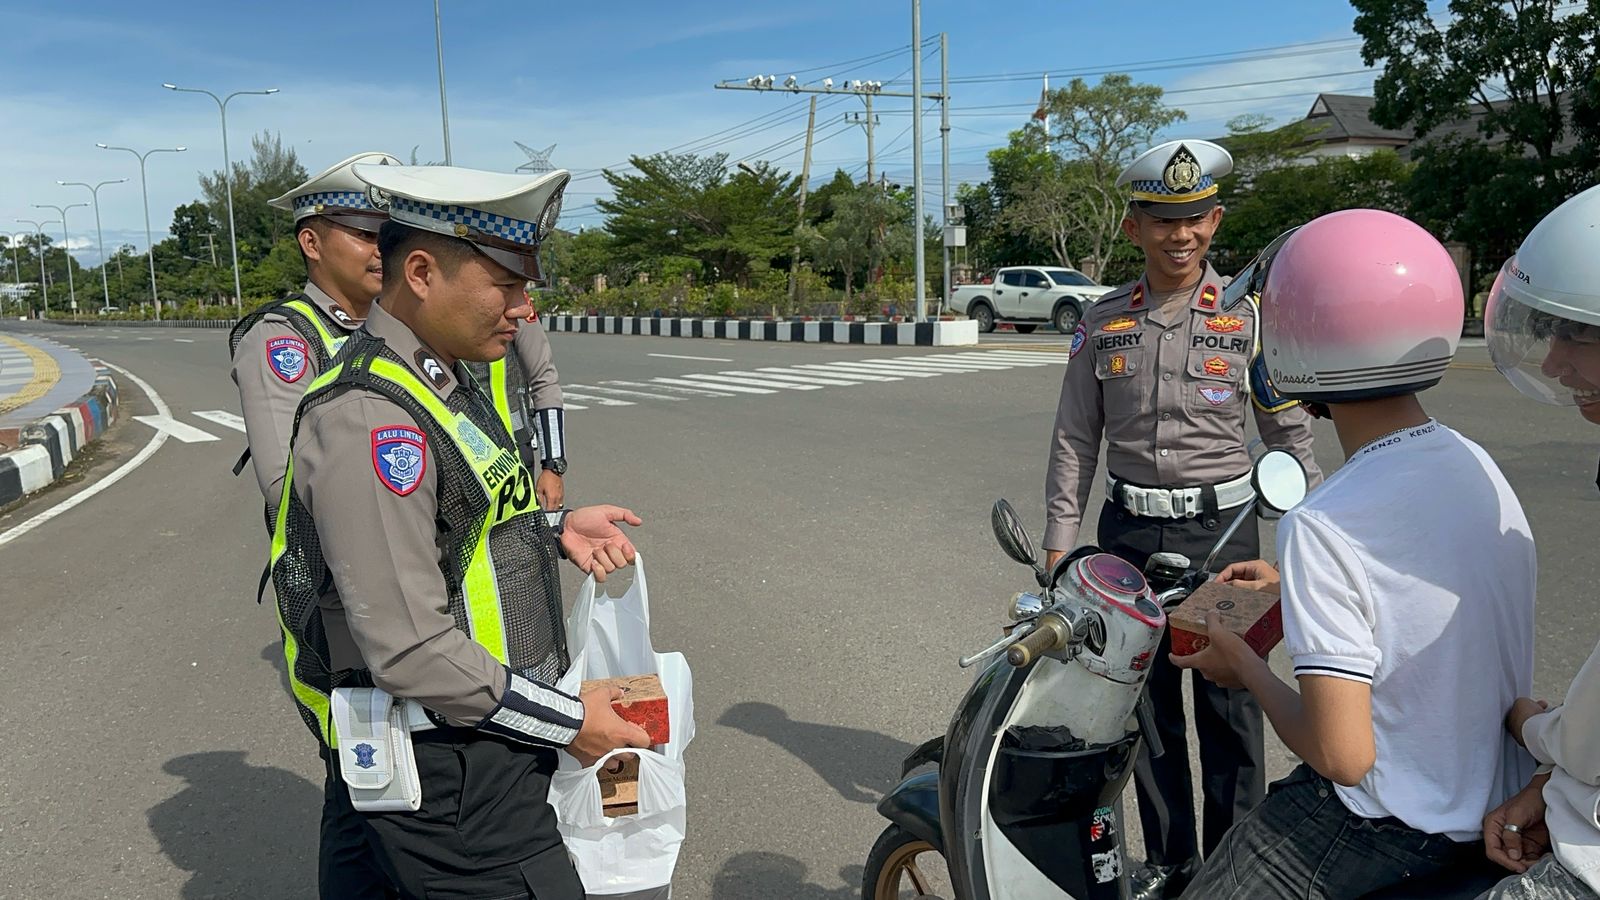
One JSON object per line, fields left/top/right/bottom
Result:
{"left": 330, "top": 687, "right": 428, "bottom": 812}
{"left": 1105, "top": 472, "right": 1254, "bottom": 520}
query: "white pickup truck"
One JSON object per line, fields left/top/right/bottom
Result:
{"left": 948, "top": 266, "right": 1116, "bottom": 334}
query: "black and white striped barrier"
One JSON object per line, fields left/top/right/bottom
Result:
{"left": 539, "top": 315, "right": 979, "bottom": 346}
{"left": 0, "top": 365, "right": 118, "bottom": 508}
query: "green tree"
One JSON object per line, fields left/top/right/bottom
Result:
{"left": 597, "top": 152, "right": 798, "bottom": 286}
{"left": 1215, "top": 113, "right": 1323, "bottom": 188}
{"left": 199, "top": 131, "right": 308, "bottom": 267}
{"left": 1210, "top": 150, "right": 1413, "bottom": 272}
{"left": 1039, "top": 74, "right": 1187, "bottom": 279}
{"left": 1353, "top": 0, "right": 1600, "bottom": 285}
{"left": 799, "top": 182, "right": 913, "bottom": 306}
{"left": 957, "top": 131, "right": 1058, "bottom": 273}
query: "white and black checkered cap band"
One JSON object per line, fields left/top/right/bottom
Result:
{"left": 388, "top": 197, "right": 541, "bottom": 248}
{"left": 290, "top": 190, "right": 378, "bottom": 221}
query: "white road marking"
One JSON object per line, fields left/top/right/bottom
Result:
{"left": 650, "top": 377, "right": 773, "bottom": 395}
{"left": 940, "top": 353, "right": 1048, "bottom": 367}
{"left": 887, "top": 357, "right": 1007, "bottom": 371}
{"left": 133, "top": 414, "right": 220, "bottom": 443}
{"left": 192, "top": 410, "right": 247, "bottom": 433}
{"left": 556, "top": 391, "right": 635, "bottom": 407}
{"left": 685, "top": 373, "right": 822, "bottom": 391}
{"left": 649, "top": 353, "right": 734, "bottom": 362}
{"left": 174, "top": 338, "right": 195, "bottom": 343}
{"left": 750, "top": 368, "right": 867, "bottom": 386}
{"left": 563, "top": 384, "right": 686, "bottom": 402}
{"left": 138, "top": 337, "right": 153, "bottom": 341}
{"left": 981, "top": 350, "right": 1068, "bottom": 364}
{"left": 607, "top": 379, "right": 735, "bottom": 398}
{"left": 785, "top": 365, "right": 902, "bottom": 382}
{"left": 0, "top": 361, "right": 168, "bottom": 548}
{"left": 564, "top": 402, "right": 589, "bottom": 410}
{"left": 811, "top": 361, "right": 943, "bottom": 378}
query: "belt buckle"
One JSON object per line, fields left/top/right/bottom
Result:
{"left": 1149, "top": 490, "right": 1174, "bottom": 519}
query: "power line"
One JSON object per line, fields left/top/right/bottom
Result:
{"left": 886, "top": 36, "right": 1363, "bottom": 87}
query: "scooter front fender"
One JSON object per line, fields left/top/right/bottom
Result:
{"left": 876, "top": 770, "right": 945, "bottom": 854}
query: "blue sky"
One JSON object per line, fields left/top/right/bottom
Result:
{"left": 4, "top": 1, "right": 1378, "bottom": 265}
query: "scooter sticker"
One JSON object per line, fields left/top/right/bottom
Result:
{"left": 1090, "top": 806, "right": 1116, "bottom": 842}
{"left": 1092, "top": 850, "right": 1122, "bottom": 883}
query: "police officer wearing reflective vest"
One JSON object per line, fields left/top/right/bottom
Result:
{"left": 231, "top": 151, "right": 403, "bottom": 506}
{"left": 476, "top": 313, "right": 568, "bottom": 509}
{"left": 270, "top": 163, "right": 648, "bottom": 898}
{"left": 1043, "top": 140, "right": 1323, "bottom": 899}
{"left": 227, "top": 150, "right": 405, "bottom": 898}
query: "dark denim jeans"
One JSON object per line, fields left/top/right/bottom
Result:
{"left": 1180, "top": 764, "right": 1484, "bottom": 899}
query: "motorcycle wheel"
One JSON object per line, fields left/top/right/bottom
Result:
{"left": 863, "top": 824, "right": 949, "bottom": 900}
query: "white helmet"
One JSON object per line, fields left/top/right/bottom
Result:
{"left": 1486, "top": 184, "right": 1600, "bottom": 405}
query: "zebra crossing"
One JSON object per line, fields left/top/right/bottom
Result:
{"left": 555, "top": 349, "right": 1065, "bottom": 407}
{"left": 133, "top": 350, "right": 1068, "bottom": 442}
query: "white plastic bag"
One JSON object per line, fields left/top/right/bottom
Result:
{"left": 549, "top": 556, "right": 694, "bottom": 896}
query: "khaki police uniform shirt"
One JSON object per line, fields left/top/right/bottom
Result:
{"left": 291, "top": 302, "right": 509, "bottom": 727}
{"left": 231, "top": 282, "right": 363, "bottom": 503}
{"left": 1043, "top": 262, "right": 1323, "bottom": 551}
{"left": 514, "top": 318, "right": 563, "bottom": 410}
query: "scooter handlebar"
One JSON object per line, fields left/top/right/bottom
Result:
{"left": 1006, "top": 613, "right": 1069, "bottom": 667}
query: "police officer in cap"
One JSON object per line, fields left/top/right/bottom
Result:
{"left": 230, "top": 151, "right": 403, "bottom": 506}
{"left": 475, "top": 309, "right": 569, "bottom": 509}
{"left": 269, "top": 162, "right": 648, "bottom": 898}
{"left": 228, "top": 150, "right": 404, "bottom": 898}
{"left": 1043, "top": 139, "right": 1323, "bottom": 899}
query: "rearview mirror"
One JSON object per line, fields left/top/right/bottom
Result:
{"left": 1253, "top": 450, "right": 1308, "bottom": 514}
{"left": 990, "top": 499, "right": 1038, "bottom": 568}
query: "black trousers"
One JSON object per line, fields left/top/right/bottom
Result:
{"left": 1095, "top": 498, "right": 1267, "bottom": 868}
{"left": 321, "top": 749, "right": 399, "bottom": 899}
{"left": 331, "top": 730, "right": 585, "bottom": 900}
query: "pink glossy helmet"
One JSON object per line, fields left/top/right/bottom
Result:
{"left": 1259, "top": 209, "right": 1463, "bottom": 402}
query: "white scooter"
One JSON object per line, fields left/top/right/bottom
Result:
{"left": 862, "top": 450, "right": 1309, "bottom": 900}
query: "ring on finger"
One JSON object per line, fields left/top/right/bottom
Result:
{"left": 1503, "top": 823, "right": 1522, "bottom": 834}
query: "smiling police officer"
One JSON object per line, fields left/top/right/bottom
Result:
{"left": 1043, "top": 140, "right": 1323, "bottom": 899}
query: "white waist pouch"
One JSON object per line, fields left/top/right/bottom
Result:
{"left": 331, "top": 687, "right": 423, "bottom": 813}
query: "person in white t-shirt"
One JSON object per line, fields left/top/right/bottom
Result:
{"left": 1475, "top": 184, "right": 1600, "bottom": 900}
{"left": 1172, "top": 208, "right": 1539, "bottom": 899}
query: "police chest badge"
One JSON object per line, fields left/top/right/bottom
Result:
{"left": 1205, "top": 315, "right": 1245, "bottom": 334}
{"left": 265, "top": 335, "right": 310, "bottom": 383}
{"left": 371, "top": 425, "right": 427, "bottom": 496}
{"left": 1198, "top": 386, "right": 1234, "bottom": 406}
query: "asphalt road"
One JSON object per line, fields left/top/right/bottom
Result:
{"left": 0, "top": 320, "right": 1595, "bottom": 900}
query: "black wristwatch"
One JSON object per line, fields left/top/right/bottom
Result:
{"left": 541, "top": 457, "right": 568, "bottom": 476}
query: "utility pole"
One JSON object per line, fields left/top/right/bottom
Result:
{"left": 203, "top": 232, "right": 218, "bottom": 266}
{"left": 846, "top": 95, "right": 877, "bottom": 185}
{"left": 912, "top": 0, "right": 926, "bottom": 322}
{"left": 435, "top": 0, "right": 453, "bottom": 165}
{"left": 940, "top": 32, "right": 952, "bottom": 316}
{"left": 790, "top": 95, "right": 817, "bottom": 309}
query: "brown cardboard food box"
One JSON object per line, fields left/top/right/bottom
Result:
{"left": 1168, "top": 579, "right": 1283, "bottom": 658}
{"left": 597, "top": 755, "right": 640, "bottom": 818}
{"left": 580, "top": 673, "right": 670, "bottom": 745}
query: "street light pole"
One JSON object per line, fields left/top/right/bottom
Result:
{"left": 16, "top": 219, "right": 59, "bottom": 315}
{"left": 7, "top": 233, "right": 27, "bottom": 315}
{"left": 911, "top": 0, "right": 926, "bottom": 323}
{"left": 33, "top": 203, "right": 87, "bottom": 312}
{"left": 163, "top": 82, "right": 279, "bottom": 309}
{"left": 59, "top": 178, "right": 126, "bottom": 312}
{"left": 98, "top": 143, "right": 186, "bottom": 321}
{"left": 434, "top": 0, "right": 453, "bottom": 165}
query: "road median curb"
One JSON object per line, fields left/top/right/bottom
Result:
{"left": 0, "top": 363, "right": 120, "bottom": 507}
{"left": 541, "top": 314, "right": 979, "bottom": 346}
